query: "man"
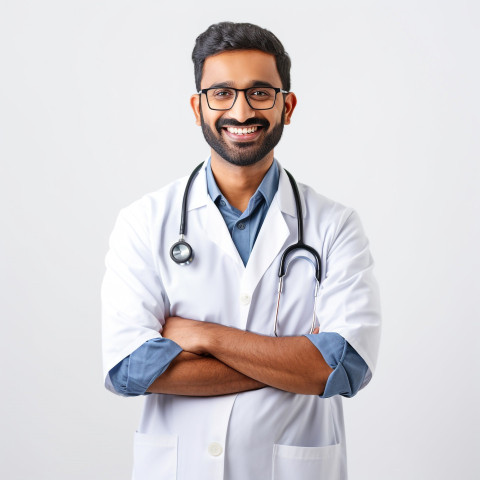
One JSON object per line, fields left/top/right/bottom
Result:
{"left": 102, "top": 22, "right": 381, "bottom": 480}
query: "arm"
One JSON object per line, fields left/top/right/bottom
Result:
{"left": 162, "top": 318, "right": 333, "bottom": 395}
{"left": 147, "top": 352, "right": 265, "bottom": 396}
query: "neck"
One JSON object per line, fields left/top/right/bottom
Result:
{"left": 210, "top": 151, "right": 274, "bottom": 212}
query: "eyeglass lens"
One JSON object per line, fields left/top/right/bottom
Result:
{"left": 206, "top": 87, "right": 277, "bottom": 110}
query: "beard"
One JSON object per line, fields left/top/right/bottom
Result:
{"left": 200, "top": 106, "right": 285, "bottom": 167}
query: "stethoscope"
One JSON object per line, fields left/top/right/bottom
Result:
{"left": 170, "top": 162, "right": 322, "bottom": 336}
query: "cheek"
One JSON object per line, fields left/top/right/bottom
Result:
{"left": 200, "top": 111, "right": 219, "bottom": 131}
{"left": 267, "top": 108, "right": 284, "bottom": 126}
{"left": 212, "top": 115, "right": 227, "bottom": 133}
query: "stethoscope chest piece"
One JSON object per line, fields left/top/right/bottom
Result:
{"left": 170, "top": 237, "right": 194, "bottom": 265}
{"left": 169, "top": 162, "right": 204, "bottom": 266}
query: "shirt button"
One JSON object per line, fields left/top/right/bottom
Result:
{"left": 208, "top": 442, "right": 223, "bottom": 457}
{"left": 237, "top": 222, "right": 246, "bottom": 230}
{"left": 220, "top": 199, "right": 226, "bottom": 206}
{"left": 240, "top": 293, "right": 251, "bottom": 305}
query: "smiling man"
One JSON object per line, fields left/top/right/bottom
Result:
{"left": 197, "top": 50, "right": 290, "bottom": 169}
{"left": 102, "top": 22, "right": 381, "bottom": 480}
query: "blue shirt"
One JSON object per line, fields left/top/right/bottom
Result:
{"left": 109, "top": 159, "right": 368, "bottom": 397}
{"left": 206, "top": 158, "right": 279, "bottom": 265}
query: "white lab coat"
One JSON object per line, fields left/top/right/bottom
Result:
{"left": 102, "top": 161, "right": 381, "bottom": 480}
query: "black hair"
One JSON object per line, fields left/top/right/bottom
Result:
{"left": 192, "top": 22, "right": 291, "bottom": 91}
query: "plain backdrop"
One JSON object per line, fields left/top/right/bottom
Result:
{"left": 1, "top": 1, "right": 479, "bottom": 479}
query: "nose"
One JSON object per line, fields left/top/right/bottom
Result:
{"left": 227, "top": 91, "right": 256, "bottom": 123}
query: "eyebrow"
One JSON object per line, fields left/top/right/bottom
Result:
{"left": 208, "top": 80, "right": 276, "bottom": 89}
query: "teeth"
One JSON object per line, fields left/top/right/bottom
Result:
{"left": 227, "top": 126, "right": 258, "bottom": 135}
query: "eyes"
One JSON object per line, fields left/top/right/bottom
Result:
{"left": 211, "top": 88, "right": 274, "bottom": 101}
{"left": 202, "top": 86, "right": 281, "bottom": 110}
{"left": 213, "top": 89, "right": 233, "bottom": 98}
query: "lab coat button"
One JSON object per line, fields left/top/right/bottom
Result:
{"left": 240, "top": 293, "right": 250, "bottom": 305}
{"left": 208, "top": 442, "right": 223, "bottom": 457}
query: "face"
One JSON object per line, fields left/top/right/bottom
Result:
{"left": 191, "top": 50, "right": 296, "bottom": 167}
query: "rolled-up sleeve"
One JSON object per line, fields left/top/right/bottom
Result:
{"left": 268, "top": 205, "right": 379, "bottom": 397}
{"left": 306, "top": 207, "right": 381, "bottom": 394}
{"left": 102, "top": 199, "right": 173, "bottom": 394}
{"left": 305, "top": 332, "right": 369, "bottom": 397}
{"left": 109, "top": 338, "right": 182, "bottom": 396}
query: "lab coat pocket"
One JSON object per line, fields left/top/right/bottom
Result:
{"left": 132, "top": 432, "right": 178, "bottom": 480}
{"left": 272, "top": 442, "right": 343, "bottom": 480}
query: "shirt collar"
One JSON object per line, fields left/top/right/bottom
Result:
{"left": 206, "top": 158, "right": 280, "bottom": 209}
{"left": 205, "top": 159, "right": 223, "bottom": 204}
{"left": 257, "top": 160, "right": 279, "bottom": 208}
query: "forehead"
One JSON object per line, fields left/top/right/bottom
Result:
{"left": 201, "top": 50, "right": 281, "bottom": 88}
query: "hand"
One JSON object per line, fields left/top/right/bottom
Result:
{"left": 162, "top": 316, "right": 213, "bottom": 355}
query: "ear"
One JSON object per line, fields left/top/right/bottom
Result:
{"left": 190, "top": 94, "right": 202, "bottom": 126}
{"left": 283, "top": 92, "right": 297, "bottom": 125}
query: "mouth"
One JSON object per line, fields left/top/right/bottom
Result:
{"left": 222, "top": 125, "right": 264, "bottom": 142}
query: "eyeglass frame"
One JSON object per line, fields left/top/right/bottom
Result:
{"left": 197, "top": 86, "right": 289, "bottom": 111}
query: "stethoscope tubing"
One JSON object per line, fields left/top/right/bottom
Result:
{"left": 170, "top": 162, "right": 322, "bottom": 336}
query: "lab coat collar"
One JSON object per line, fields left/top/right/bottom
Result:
{"left": 187, "top": 157, "right": 305, "bottom": 220}
{"left": 186, "top": 157, "right": 210, "bottom": 212}
{"left": 274, "top": 162, "right": 307, "bottom": 219}
{"left": 185, "top": 157, "right": 305, "bottom": 293}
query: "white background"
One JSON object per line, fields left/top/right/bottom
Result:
{"left": 1, "top": 1, "right": 479, "bottom": 478}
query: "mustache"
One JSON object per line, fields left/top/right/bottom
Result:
{"left": 216, "top": 117, "right": 270, "bottom": 131}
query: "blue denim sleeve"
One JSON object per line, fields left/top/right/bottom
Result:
{"left": 305, "top": 332, "right": 369, "bottom": 398}
{"left": 109, "top": 338, "right": 183, "bottom": 396}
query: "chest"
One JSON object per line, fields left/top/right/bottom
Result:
{"left": 157, "top": 202, "right": 324, "bottom": 337}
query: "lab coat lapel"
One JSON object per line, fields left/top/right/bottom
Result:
{"left": 205, "top": 198, "right": 244, "bottom": 266}
{"left": 243, "top": 167, "right": 297, "bottom": 293}
{"left": 187, "top": 161, "right": 244, "bottom": 267}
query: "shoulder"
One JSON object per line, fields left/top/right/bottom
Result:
{"left": 116, "top": 175, "right": 188, "bottom": 225}
{"left": 106, "top": 176, "right": 189, "bottom": 251}
{"left": 299, "top": 182, "right": 358, "bottom": 232}
{"left": 293, "top": 181, "right": 371, "bottom": 260}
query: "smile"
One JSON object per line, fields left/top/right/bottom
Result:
{"left": 222, "top": 125, "right": 264, "bottom": 141}
{"left": 226, "top": 126, "right": 259, "bottom": 135}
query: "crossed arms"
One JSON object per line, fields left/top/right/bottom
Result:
{"left": 147, "top": 317, "right": 333, "bottom": 396}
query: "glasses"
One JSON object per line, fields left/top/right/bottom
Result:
{"left": 198, "top": 86, "right": 288, "bottom": 111}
